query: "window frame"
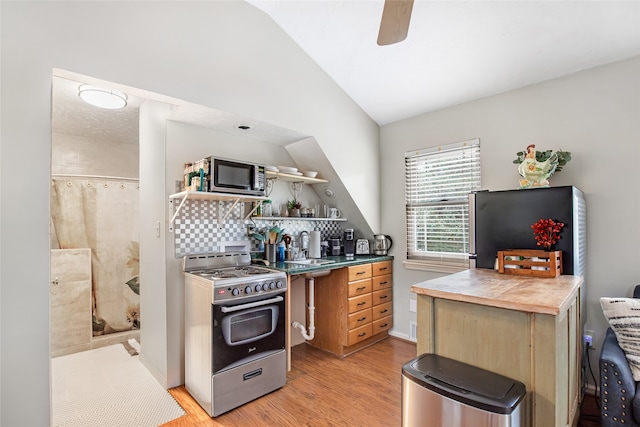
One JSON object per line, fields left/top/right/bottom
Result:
{"left": 403, "top": 139, "right": 481, "bottom": 273}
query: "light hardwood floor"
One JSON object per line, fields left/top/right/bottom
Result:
{"left": 163, "top": 337, "right": 600, "bottom": 426}
{"left": 163, "top": 337, "right": 417, "bottom": 426}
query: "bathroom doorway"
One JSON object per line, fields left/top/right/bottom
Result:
{"left": 50, "top": 73, "right": 143, "bottom": 357}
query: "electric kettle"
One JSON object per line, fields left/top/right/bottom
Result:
{"left": 373, "top": 234, "right": 393, "bottom": 255}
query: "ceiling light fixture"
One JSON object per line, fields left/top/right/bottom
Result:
{"left": 78, "top": 84, "right": 127, "bottom": 109}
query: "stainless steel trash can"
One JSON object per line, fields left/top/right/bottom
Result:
{"left": 402, "top": 354, "right": 526, "bottom": 427}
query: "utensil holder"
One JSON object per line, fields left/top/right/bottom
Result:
{"left": 265, "top": 244, "right": 277, "bottom": 263}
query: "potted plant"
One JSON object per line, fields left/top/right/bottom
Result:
{"left": 287, "top": 199, "right": 301, "bottom": 217}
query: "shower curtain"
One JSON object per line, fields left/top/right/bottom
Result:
{"left": 51, "top": 177, "right": 140, "bottom": 336}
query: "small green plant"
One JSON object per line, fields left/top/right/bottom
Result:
{"left": 287, "top": 199, "right": 301, "bottom": 209}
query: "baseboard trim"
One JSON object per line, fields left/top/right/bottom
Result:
{"left": 389, "top": 330, "right": 416, "bottom": 344}
{"left": 139, "top": 352, "right": 168, "bottom": 390}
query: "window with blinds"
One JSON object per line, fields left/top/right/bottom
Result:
{"left": 404, "top": 139, "right": 481, "bottom": 272}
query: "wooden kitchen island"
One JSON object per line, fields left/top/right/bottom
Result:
{"left": 411, "top": 269, "right": 584, "bottom": 427}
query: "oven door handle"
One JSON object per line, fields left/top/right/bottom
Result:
{"left": 219, "top": 296, "right": 283, "bottom": 313}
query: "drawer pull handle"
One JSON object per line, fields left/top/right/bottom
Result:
{"left": 380, "top": 267, "right": 388, "bottom": 271}
{"left": 356, "top": 286, "right": 366, "bottom": 291}
{"left": 357, "top": 302, "right": 367, "bottom": 306}
{"left": 379, "top": 323, "right": 388, "bottom": 328}
{"left": 380, "top": 295, "right": 389, "bottom": 299}
{"left": 358, "top": 317, "right": 367, "bottom": 322}
{"left": 358, "top": 332, "right": 367, "bottom": 337}
{"left": 379, "top": 281, "right": 388, "bottom": 285}
{"left": 356, "top": 271, "right": 366, "bottom": 275}
{"left": 380, "top": 309, "right": 388, "bottom": 314}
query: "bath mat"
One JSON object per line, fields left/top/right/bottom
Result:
{"left": 52, "top": 342, "right": 186, "bottom": 427}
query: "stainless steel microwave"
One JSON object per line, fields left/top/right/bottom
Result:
{"left": 208, "top": 156, "right": 266, "bottom": 197}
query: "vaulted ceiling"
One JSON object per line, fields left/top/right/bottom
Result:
{"left": 52, "top": 1, "right": 640, "bottom": 144}
{"left": 248, "top": 0, "right": 640, "bottom": 125}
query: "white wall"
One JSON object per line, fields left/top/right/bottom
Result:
{"left": 139, "top": 101, "right": 173, "bottom": 387}
{"left": 0, "top": 2, "right": 378, "bottom": 424}
{"left": 381, "top": 56, "right": 640, "bottom": 380}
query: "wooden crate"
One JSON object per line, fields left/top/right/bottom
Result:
{"left": 497, "top": 249, "right": 563, "bottom": 278}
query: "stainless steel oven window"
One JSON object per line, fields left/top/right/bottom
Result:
{"left": 221, "top": 306, "right": 279, "bottom": 346}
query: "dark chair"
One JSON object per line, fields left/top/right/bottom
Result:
{"left": 599, "top": 285, "right": 640, "bottom": 426}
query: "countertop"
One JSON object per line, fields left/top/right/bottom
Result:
{"left": 256, "top": 255, "right": 393, "bottom": 276}
{"left": 410, "top": 268, "right": 583, "bottom": 315}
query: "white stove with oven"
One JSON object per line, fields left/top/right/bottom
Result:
{"left": 183, "top": 251, "right": 287, "bottom": 417}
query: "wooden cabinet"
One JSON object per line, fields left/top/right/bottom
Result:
{"left": 310, "top": 260, "right": 393, "bottom": 357}
{"left": 411, "top": 269, "right": 583, "bottom": 427}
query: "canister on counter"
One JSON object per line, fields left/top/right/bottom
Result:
{"left": 262, "top": 200, "right": 272, "bottom": 217}
{"left": 277, "top": 242, "right": 285, "bottom": 262}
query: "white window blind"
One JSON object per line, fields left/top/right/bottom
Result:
{"left": 405, "top": 139, "right": 481, "bottom": 271}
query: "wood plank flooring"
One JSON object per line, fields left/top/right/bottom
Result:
{"left": 577, "top": 392, "right": 601, "bottom": 427}
{"left": 163, "top": 337, "right": 415, "bottom": 426}
{"left": 164, "top": 337, "right": 602, "bottom": 426}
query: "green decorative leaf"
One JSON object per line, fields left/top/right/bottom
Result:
{"left": 251, "top": 232, "right": 266, "bottom": 241}
{"left": 513, "top": 147, "right": 571, "bottom": 174}
{"left": 126, "top": 276, "right": 140, "bottom": 295}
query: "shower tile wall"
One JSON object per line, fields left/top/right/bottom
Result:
{"left": 52, "top": 132, "right": 138, "bottom": 178}
{"left": 173, "top": 199, "right": 346, "bottom": 257}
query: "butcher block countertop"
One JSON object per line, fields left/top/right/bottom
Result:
{"left": 410, "top": 268, "right": 583, "bottom": 316}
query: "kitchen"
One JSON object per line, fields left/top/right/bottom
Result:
{"left": 2, "top": 1, "right": 640, "bottom": 426}
{"left": 175, "top": 155, "right": 395, "bottom": 417}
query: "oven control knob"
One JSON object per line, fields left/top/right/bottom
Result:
{"left": 269, "top": 282, "right": 276, "bottom": 290}
{"left": 244, "top": 286, "right": 253, "bottom": 294}
{"left": 231, "top": 288, "right": 240, "bottom": 296}
{"left": 262, "top": 283, "right": 269, "bottom": 291}
{"left": 276, "top": 281, "right": 284, "bottom": 289}
{"left": 255, "top": 284, "right": 262, "bottom": 292}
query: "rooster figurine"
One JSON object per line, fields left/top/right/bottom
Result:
{"left": 517, "top": 144, "right": 559, "bottom": 189}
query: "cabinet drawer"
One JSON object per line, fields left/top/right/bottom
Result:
{"left": 372, "top": 261, "right": 392, "bottom": 276}
{"left": 347, "top": 323, "right": 373, "bottom": 346}
{"left": 372, "top": 274, "right": 392, "bottom": 291}
{"left": 372, "top": 289, "right": 392, "bottom": 306}
{"left": 348, "top": 294, "right": 372, "bottom": 314}
{"left": 373, "top": 316, "right": 393, "bottom": 334}
{"left": 373, "top": 302, "right": 393, "bottom": 321}
{"left": 348, "top": 308, "right": 372, "bottom": 330}
{"left": 348, "top": 278, "right": 372, "bottom": 297}
{"left": 348, "top": 264, "right": 372, "bottom": 282}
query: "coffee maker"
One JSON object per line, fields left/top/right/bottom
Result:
{"left": 343, "top": 229, "right": 355, "bottom": 258}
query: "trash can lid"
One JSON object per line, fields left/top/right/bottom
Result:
{"left": 402, "top": 354, "right": 526, "bottom": 415}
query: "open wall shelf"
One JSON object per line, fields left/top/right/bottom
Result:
{"left": 266, "top": 171, "right": 328, "bottom": 184}
{"left": 169, "top": 191, "right": 268, "bottom": 231}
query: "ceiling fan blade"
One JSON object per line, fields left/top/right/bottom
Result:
{"left": 377, "top": 0, "right": 414, "bottom": 46}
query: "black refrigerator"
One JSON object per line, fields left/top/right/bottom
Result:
{"left": 469, "top": 186, "right": 586, "bottom": 277}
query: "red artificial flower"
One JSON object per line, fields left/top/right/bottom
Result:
{"left": 531, "top": 218, "right": 565, "bottom": 251}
